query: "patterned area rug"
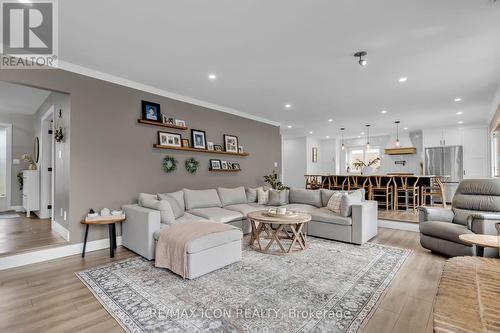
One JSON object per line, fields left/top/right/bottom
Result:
{"left": 77, "top": 239, "right": 410, "bottom": 333}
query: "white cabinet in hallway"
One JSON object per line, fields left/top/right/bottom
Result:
{"left": 22, "top": 170, "right": 39, "bottom": 217}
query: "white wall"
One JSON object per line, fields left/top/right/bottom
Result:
{"left": 283, "top": 137, "right": 307, "bottom": 188}
{"left": 0, "top": 127, "right": 6, "bottom": 196}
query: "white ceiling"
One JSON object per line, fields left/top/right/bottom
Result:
{"left": 0, "top": 82, "right": 51, "bottom": 115}
{"left": 58, "top": 0, "right": 500, "bottom": 138}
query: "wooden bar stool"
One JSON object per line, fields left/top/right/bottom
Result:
{"left": 348, "top": 176, "right": 362, "bottom": 190}
{"left": 393, "top": 176, "right": 420, "bottom": 213}
{"left": 368, "top": 176, "right": 394, "bottom": 211}
{"left": 421, "top": 176, "right": 447, "bottom": 208}
{"left": 330, "top": 176, "right": 343, "bottom": 190}
{"left": 321, "top": 176, "right": 331, "bottom": 190}
{"left": 305, "top": 175, "right": 322, "bottom": 190}
{"left": 341, "top": 176, "right": 350, "bottom": 191}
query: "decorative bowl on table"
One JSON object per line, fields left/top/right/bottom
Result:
{"left": 266, "top": 208, "right": 299, "bottom": 218}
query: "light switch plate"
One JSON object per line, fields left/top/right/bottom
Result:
{"left": 274, "top": 162, "right": 278, "bottom": 167}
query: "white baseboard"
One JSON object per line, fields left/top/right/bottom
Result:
{"left": 378, "top": 219, "right": 419, "bottom": 232}
{"left": 0, "top": 236, "right": 122, "bottom": 270}
{"left": 51, "top": 220, "right": 70, "bottom": 241}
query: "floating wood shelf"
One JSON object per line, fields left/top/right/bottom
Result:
{"left": 137, "top": 119, "right": 188, "bottom": 130}
{"left": 153, "top": 144, "right": 249, "bottom": 156}
{"left": 384, "top": 147, "right": 417, "bottom": 155}
{"left": 209, "top": 169, "right": 241, "bottom": 172}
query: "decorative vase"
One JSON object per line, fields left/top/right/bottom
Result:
{"left": 362, "top": 166, "right": 374, "bottom": 175}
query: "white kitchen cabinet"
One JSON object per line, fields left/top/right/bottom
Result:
{"left": 423, "top": 127, "right": 462, "bottom": 147}
{"left": 22, "top": 170, "right": 39, "bottom": 217}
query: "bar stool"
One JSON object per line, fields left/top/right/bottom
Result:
{"left": 368, "top": 176, "right": 394, "bottom": 211}
{"left": 348, "top": 176, "right": 362, "bottom": 190}
{"left": 421, "top": 176, "right": 447, "bottom": 208}
{"left": 305, "top": 175, "right": 322, "bottom": 190}
{"left": 393, "top": 176, "right": 420, "bottom": 214}
{"left": 330, "top": 175, "right": 344, "bottom": 190}
{"left": 321, "top": 176, "right": 331, "bottom": 190}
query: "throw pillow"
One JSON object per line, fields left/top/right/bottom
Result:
{"left": 267, "top": 189, "right": 289, "bottom": 206}
{"left": 157, "top": 193, "right": 184, "bottom": 218}
{"left": 340, "top": 191, "right": 364, "bottom": 217}
{"left": 246, "top": 187, "right": 262, "bottom": 203}
{"left": 257, "top": 188, "right": 270, "bottom": 205}
{"left": 139, "top": 193, "right": 176, "bottom": 224}
{"left": 217, "top": 187, "right": 247, "bottom": 207}
{"left": 326, "top": 192, "right": 343, "bottom": 213}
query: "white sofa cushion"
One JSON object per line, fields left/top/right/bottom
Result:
{"left": 217, "top": 187, "right": 248, "bottom": 207}
{"left": 321, "top": 189, "right": 366, "bottom": 207}
{"left": 183, "top": 189, "right": 222, "bottom": 210}
{"left": 224, "top": 203, "right": 265, "bottom": 217}
{"left": 257, "top": 188, "right": 269, "bottom": 205}
{"left": 311, "top": 207, "right": 352, "bottom": 226}
{"left": 289, "top": 188, "right": 322, "bottom": 208}
{"left": 138, "top": 193, "right": 176, "bottom": 224}
{"left": 188, "top": 207, "right": 243, "bottom": 223}
{"left": 340, "top": 191, "right": 364, "bottom": 217}
{"left": 326, "top": 192, "right": 343, "bottom": 213}
{"left": 157, "top": 193, "right": 184, "bottom": 218}
{"left": 158, "top": 190, "right": 185, "bottom": 211}
{"left": 245, "top": 187, "right": 262, "bottom": 203}
{"left": 283, "top": 203, "right": 316, "bottom": 213}
{"left": 267, "top": 189, "right": 289, "bottom": 206}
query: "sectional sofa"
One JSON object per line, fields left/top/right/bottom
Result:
{"left": 122, "top": 187, "right": 378, "bottom": 260}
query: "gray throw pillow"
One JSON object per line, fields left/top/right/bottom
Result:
{"left": 267, "top": 189, "right": 289, "bottom": 206}
{"left": 158, "top": 190, "right": 185, "bottom": 211}
{"left": 139, "top": 193, "right": 176, "bottom": 224}
{"left": 183, "top": 188, "right": 222, "bottom": 210}
{"left": 157, "top": 193, "right": 184, "bottom": 218}
{"left": 245, "top": 187, "right": 262, "bottom": 203}
{"left": 289, "top": 188, "right": 322, "bottom": 208}
{"left": 217, "top": 187, "right": 248, "bottom": 207}
{"left": 340, "top": 191, "right": 363, "bottom": 217}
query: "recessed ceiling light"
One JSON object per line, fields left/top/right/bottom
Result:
{"left": 456, "top": 111, "right": 463, "bottom": 115}
{"left": 357, "top": 136, "right": 361, "bottom": 138}
{"left": 403, "top": 127, "right": 408, "bottom": 130}
{"left": 285, "top": 104, "right": 292, "bottom": 109}
{"left": 326, "top": 136, "right": 330, "bottom": 139}
{"left": 381, "top": 110, "right": 388, "bottom": 114}
{"left": 457, "top": 121, "right": 464, "bottom": 125}
{"left": 287, "top": 125, "right": 292, "bottom": 129}
{"left": 328, "top": 119, "right": 333, "bottom": 122}
{"left": 361, "top": 132, "right": 365, "bottom": 135}
{"left": 208, "top": 73, "right": 217, "bottom": 80}
{"left": 309, "top": 131, "right": 313, "bottom": 134}
{"left": 399, "top": 77, "right": 407, "bottom": 83}
{"left": 454, "top": 97, "right": 462, "bottom": 102}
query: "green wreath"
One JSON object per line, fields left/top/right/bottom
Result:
{"left": 185, "top": 157, "right": 200, "bottom": 174}
{"left": 162, "top": 155, "right": 177, "bottom": 173}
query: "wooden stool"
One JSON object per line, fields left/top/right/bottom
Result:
{"left": 321, "top": 176, "right": 331, "bottom": 189}
{"left": 304, "top": 175, "right": 322, "bottom": 190}
{"left": 368, "top": 176, "right": 394, "bottom": 211}
{"left": 393, "top": 176, "right": 420, "bottom": 213}
{"left": 347, "top": 176, "right": 362, "bottom": 190}
{"left": 329, "top": 175, "right": 344, "bottom": 190}
{"left": 421, "top": 176, "right": 447, "bottom": 208}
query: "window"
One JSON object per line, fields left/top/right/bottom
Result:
{"left": 346, "top": 146, "right": 381, "bottom": 173}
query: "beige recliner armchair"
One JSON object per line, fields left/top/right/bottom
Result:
{"left": 418, "top": 178, "right": 500, "bottom": 257}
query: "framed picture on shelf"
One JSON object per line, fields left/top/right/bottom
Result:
{"left": 224, "top": 134, "right": 239, "bottom": 153}
{"left": 221, "top": 161, "right": 228, "bottom": 169}
{"left": 210, "top": 159, "right": 222, "bottom": 170}
{"left": 191, "top": 129, "right": 207, "bottom": 149}
{"left": 158, "top": 131, "right": 182, "bottom": 147}
{"left": 214, "top": 144, "right": 223, "bottom": 151}
{"left": 238, "top": 146, "right": 243, "bottom": 153}
{"left": 207, "top": 142, "right": 214, "bottom": 150}
{"left": 175, "top": 119, "right": 186, "bottom": 127}
{"left": 182, "top": 139, "right": 190, "bottom": 147}
{"left": 141, "top": 101, "right": 161, "bottom": 123}
{"left": 232, "top": 163, "right": 240, "bottom": 170}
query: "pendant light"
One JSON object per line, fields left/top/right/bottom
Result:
{"left": 365, "top": 125, "right": 371, "bottom": 149}
{"left": 394, "top": 121, "right": 401, "bottom": 147}
{"left": 340, "top": 128, "right": 345, "bottom": 150}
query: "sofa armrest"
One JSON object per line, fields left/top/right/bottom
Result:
{"left": 417, "top": 207, "right": 454, "bottom": 223}
{"left": 122, "top": 204, "right": 161, "bottom": 260}
{"left": 351, "top": 200, "right": 378, "bottom": 245}
{"left": 467, "top": 213, "right": 500, "bottom": 235}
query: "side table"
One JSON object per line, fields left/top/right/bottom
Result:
{"left": 458, "top": 233, "right": 499, "bottom": 257}
{"left": 81, "top": 217, "right": 125, "bottom": 258}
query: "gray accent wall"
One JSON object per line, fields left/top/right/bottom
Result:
{"left": 0, "top": 69, "right": 281, "bottom": 244}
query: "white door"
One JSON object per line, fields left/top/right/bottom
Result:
{"left": 0, "top": 124, "right": 12, "bottom": 212}
{"left": 462, "top": 126, "right": 488, "bottom": 178}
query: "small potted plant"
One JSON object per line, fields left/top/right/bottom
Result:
{"left": 21, "top": 154, "right": 37, "bottom": 170}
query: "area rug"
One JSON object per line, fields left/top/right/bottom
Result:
{"left": 77, "top": 239, "right": 410, "bottom": 333}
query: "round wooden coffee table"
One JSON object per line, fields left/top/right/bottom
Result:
{"left": 459, "top": 234, "right": 499, "bottom": 257}
{"left": 247, "top": 210, "right": 312, "bottom": 255}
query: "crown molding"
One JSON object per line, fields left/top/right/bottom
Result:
{"left": 57, "top": 61, "right": 281, "bottom": 127}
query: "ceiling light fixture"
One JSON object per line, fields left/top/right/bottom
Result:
{"left": 326, "top": 135, "right": 330, "bottom": 139}
{"left": 394, "top": 121, "right": 401, "bottom": 147}
{"left": 403, "top": 127, "right": 408, "bottom": 130}
{"left": 354, "top": 51, "right": 368, "bottom": 67}
{"left": 458, "top": 121, "right": 464, "bottom": 125}
{"left": 340, "top": 128, "right": 346, "bottom": 150}
{"left": 365, "top": 125, "right": 371, "bottom": 149}
{"left": 381, "top": 110, "right": 388, "bottom": 114}
{"left": 328, "top": 119, "right": 333, "bottom": 122}
{"left": 399, "top": 77, "right": 407, "bottom": 83}
{"left": 456, "top": 111, "right": 463, "bottom": 115}
{"left": 309, "top": 131, "right": 313, "bottom": 134}
{"left": 454, "top": 97, "right": 462, "bottom": 102}
{"left": 287, "top": 125, "right": 292, "bottom": 129}
{"left": 285, "top": 104, "right": 292, "bottom": 109}
{"left": 208, "top": 73, "right": 217, "bottom": 80}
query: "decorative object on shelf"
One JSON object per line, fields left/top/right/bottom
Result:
{"left": 181, "top": 138, "right": 189, "bottom": 147}
{"left": 224, "top": 134, "right": 239, "bottom": 153}
{"left": 158, "top": 131, "right": 182, "bottom": 147}
{"left": 232, "top": 163, "right": 240, "bottom": 170}
{"left": 263, "top": 170, "right": 288, "bottom": 190}
{"left": 162, "top": 155, "right": 178, "bottom": 173}
{"left": 111, "top": 210, "right": 123, "bottom": 216}
{"left": 100, "top": 208, "right": 111, "bottom": 217}
{"left": 87, "top": 208, "right": 99, "bottom": 219}
{"left": 54, "top": 109, "right": 65, "bottom": 142}
{"left": 175, "top": 119, "right": 186, "bottom": 127}
{"left": 210, "top": 159, "right": 222, "bottom": 170}
{"left": 214, "top": 144, "right": 223, "bottom": 151}
{"left": 238, "top": 146, "right": 243, "bottom": 153}
{"left": 185, "top": 157, "right": 200, "bottom": 174}
{"left": 312, "top": 147, "right": 318, "bottom": 163}
{"left": 33, "top": 137, "right": 40, "bottom": 163}
{"left": 207, "top": 142, "right": 214, "bottom": 150}
{"left": 141, "top": 100, "right": 162, "bottom": 123}
{"left": 340, "top": 128, "right": 346, "bottom": 151}
{"left": 394, "top": 121, "right": 401, "bottom": 147}
{"left": 191, "top": 129, "right": 207, "bottom": 149}
{"left": 17, "top": 172, "right": 23, "bottom": 191}
{"left": 21, "top": 153, "right": 37, "bottom": 170}
{"left": 221, "top": 161, "right": 229, "bottom": 169}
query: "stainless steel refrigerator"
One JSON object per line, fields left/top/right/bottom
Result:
{"left": 424, "top": 146, "right": 463, "bottom": 203}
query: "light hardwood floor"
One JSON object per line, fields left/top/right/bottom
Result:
{"left": 0, "top": 213, "right": 67, "bottom": 256}
{"left": 0, "top": 228, "right": 446, "bottom": 333}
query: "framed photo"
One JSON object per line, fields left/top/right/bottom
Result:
{"left": 191, "top": 129, "right": 207, "bottom": 149}
{"left": 168, "top": 117, "right": 175, "bottom": 124}
{"left": 162, "top": 114, "right": 169, "bottom": 124}
{"left": 210, "top": 159, "right": 222, "bottom": 170}
{"left": 175, "top": 119, "right": 186, "bottom": 127}
{"left": 238, "top": 146, "right": 243, "bottom": 153}
{"left": 224, "top": 134, "right": 239, "bottom": 153}
{"left": 232, "top": 163, "right": 240, "bottom": 170}
{"left": 142, "top": 101, "right": 161, "bottom": 123}
{"left": 182, "top": 138, "right": 189, "bottom": 147}
{"left": 158, "top": 131, "right": 182, "bottom": 147}
{"left": 207, "top": 142, "right": 214, "bottom": 150}
{"left": 312, "top": 147, "right": 318, "bottom": 163}
{"left": 214, "top": 144, "right": 223, "bottom": 151}
{"left": 221, "top": 161, "right": 228, "bottom": 170}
